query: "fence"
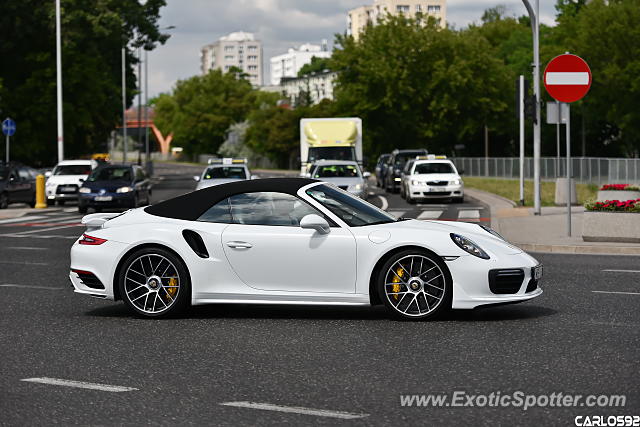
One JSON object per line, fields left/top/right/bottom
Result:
{"left": 450, "top": 157, "right": 640, "bottom": 185}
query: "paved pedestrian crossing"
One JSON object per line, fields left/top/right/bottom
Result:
{"left": 387, "top": 207, "right": 485, "bottom": 222}
{"left": 0, "top": 210, "right": 84, "bottom": 239}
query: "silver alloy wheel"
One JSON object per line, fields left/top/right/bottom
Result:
{"left": 384, "top": 254, "right": 446, "bottom": 317}
{"left": 124, "top": 253, "right": 180, "bottom": 314}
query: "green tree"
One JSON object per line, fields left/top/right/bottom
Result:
{"left": 297, "top": 56, "right": 331, "bottom": 77}
{"left": 153, "top": 70, "right": 256, "bottom": 157}
{"left": 0, "top": 0, "right": 168, "bottom": 165}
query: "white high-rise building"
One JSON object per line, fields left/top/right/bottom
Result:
{"left": 200, "top": 31, "right": 263, "bottom": 86}
{"left": 347, "top": 0, "right": 447, "bottom": 41}
{"left": 269, "top": 42, "right": 331, "bottom": 86}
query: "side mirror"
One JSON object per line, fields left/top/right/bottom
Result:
{"left": 9, "top": 176, "right": 15, "bottom": 182}
{"left": 300, "top": 214, "right": 330, "bottom": 235}
{"left": 79, "top": 178, "right": 85, "bottom": 183}
{"left": 193, "top": 175, "right": 201, "bottom": 182}
{"left": 45, "top": 171, "right": 52, "bottom": 178}
{"left": 458, "top": 169, "right": 464, "bottom": 175}
{"left": 251, "top": 175, "right": 259, "bottom": 180}
{"left": 363, "top": 171, "right": 371, "bottom": 178}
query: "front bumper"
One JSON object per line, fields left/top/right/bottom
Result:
{"left": 408, "top": 183, "right": 464, "bottom": 199}
{"left": 78, "top": 192, "right": 136, "bottom": 208}
{"left": 47, "top": 186, "right": 79, "bottom": 201}
{"left": 448, "top": 251, "right": 543, "bottom": 309}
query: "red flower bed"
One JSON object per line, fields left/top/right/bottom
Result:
{"left": 600, "top": 184, "right": 629, "bottom": 191}
{"left": 585, "top": 198, "right": 640, "bottom": 212}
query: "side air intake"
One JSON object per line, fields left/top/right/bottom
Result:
{"left": 182, "top": 230, "right": 209, "bottom": 258}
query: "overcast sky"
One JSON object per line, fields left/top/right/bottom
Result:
{"left": 146, "top": 0, "right": 557, "bottom": 97}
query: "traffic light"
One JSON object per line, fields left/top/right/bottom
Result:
{"left": 524, "top": 95, "right": 537, "bottom": 123}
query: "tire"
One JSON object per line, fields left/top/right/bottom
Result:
{"left": 78, "top": 205, "right": 88, "bottom": 214}
{"left": 407, "top": 194, "right": 416, "bottom": 204}
{"left": 119, "top": 247, "right": 191, "bottom": 318}
{"left": 0, "top": 193, "right": 8, "bottom": 209}
{"left": 377, "top": 249, "right": 452, "bottom": 320}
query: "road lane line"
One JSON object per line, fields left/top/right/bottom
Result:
{"left": 458, "top": 209, "right": 480, "bottom": 219}
{"left": 388, "top": 210, "right": 407, "bottom": 219}
{"left": 0, "top": 260, "right": 49, "bottom": 266}
{"left": 6, "top": 246, "right": 47, "bottom": 250}
{"left": 0, "top": 216, "right": 47, "bottom": 224}
{"left": 592, "top": 290, "right": 640, "bottom": 296}
{"left": 21, "top": 377, "right": 138, "bottom": 392}
{"left": 0, "top": 234, "right": 79, "bottom": 239}
{"left": 417, "top": 210, "right": 443, "bottom": 220}
{"left": 602, "top": 269, "right": 640, "bottom": 273}
{"left": 6, "top": 224, "right": 83, "bottom": 235}
{"left": 0, "top": 284, "right": 65, "bottom": 290}
{"left": 220, "top": 401, "right": 369, "bottom": 419}
{"left": 378, "top": 195, "right": 388, "bottom": 211}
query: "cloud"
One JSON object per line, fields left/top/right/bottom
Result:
{"left": 147, "top": 0, "right": 558, "bottom": 97}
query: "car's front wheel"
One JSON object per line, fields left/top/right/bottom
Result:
{"left": 377, "top": 250, "right": 452, "bottom": 320}
{"left": 118, "top": 247, "right": 190, "bottom": 318}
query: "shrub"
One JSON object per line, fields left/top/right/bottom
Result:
{"left": 585, "top": 199, "right": 640, "bottom": 212}
{"left": 599, "top": 184, "right": 640, "bottom": 191}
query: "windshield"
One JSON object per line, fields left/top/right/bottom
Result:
{"left": 53, "top": 164, "right": 92, "bottom": 176}
{"left": 313, "top": 164, "right": 361, "bottom": 178}
{"left": 394, "top": 152, "right": 425, "bottom": 167}
{"left": 306, "top": 184, "right": 396, "bottom": 227}
{"left": 308, "top": 147, "right": 356, "bottom": 163}
{"left": 414, "top": 163, "right": 455, "bottom": 174}
{"left": 204, "top": 166, "right": 247, "bottom": 180}
{"left": 88, "top": 167, "right": 132, "bottom": 182}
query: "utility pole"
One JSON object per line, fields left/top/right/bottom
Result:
{"left": 122, "top": 46, "right": 127, "bottom": 164}
{"left": 556, "top": 100, "right": 561, "bottom": 177}
{"left": 144, "top": 49, "right": 150, "bottom": 175}
{"left": 519, "top": 75, "right": 525, "bottom": 206}
{"left": 55, "top": 0, "right": 64, "bottom": 163}
{"left": 522, "top": 0, "right": 541, "bottom": 215}
{"left": 484, "top": 125, "right": 489, "bottom": 176}
{"left": 137, "top": 46, "right": 143, "bottom": 166}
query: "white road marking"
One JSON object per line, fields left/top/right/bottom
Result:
{"left": 592, "top": 290, "right": 640, "bottom": 296}
{"left": 5, "top": 223, "right": 83, "bottom": 235}
{"left": 377, "top": 195, "right": 388, "bottom": 211}
{"left": 545, "top": 72, "right": 590, "bottom": 85}
{"left": 387, "top": 210, "right": 406, "bottom": 219}
{"left": 458, "top": 209, "right": 480, "bottom": 219}
{"left": 0, "top": 216, "right": 47, "bottom": 224}
{"left": 220, "top": 401, "right": 369, "bottom": 420}
{"left": 21, "top": 377, "right": 138, "bottom": 392}
{"left": 1, "top": 284, "right": 65, "bottom": 290}
{"left": 63, "top": 208, "right": 78, "bottom": 212}
{"left": 417, "top": 210, "right": 443, "bottom": 219}
{"left": 6, "top": 246, "right": 47, "bottom": 250}
{"left": 602, "top": 269, "right": 640, "bottom": 273}
{"left": 0, "top": 234, "right": 78, "bottom": 239}
{"left": 0, "top": 260, "right": 49, "bottom": 266}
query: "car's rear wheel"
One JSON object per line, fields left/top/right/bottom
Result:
{"left": 377, "top": 250, "right": 451, "bottom": 320}
{"left": 119, "top": 247, "right": 190, "bottom": 318}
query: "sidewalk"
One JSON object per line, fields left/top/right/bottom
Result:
{"left": 466, "top": 188, "right": 640, "bottom": 255}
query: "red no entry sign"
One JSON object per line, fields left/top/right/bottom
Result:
{"left": 543, "top": 54, "right": 592, "bottom": 103}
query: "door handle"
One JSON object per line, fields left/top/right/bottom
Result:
{"left": 226, "top": 241, "right": 253, "bottom": 249}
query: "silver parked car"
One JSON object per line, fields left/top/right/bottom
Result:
{"left": 309, "top": 160, "right": 370, "bottom": 199}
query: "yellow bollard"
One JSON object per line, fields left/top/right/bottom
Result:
{"left": 35, "top": 174, "right": 47, "bottom": 209}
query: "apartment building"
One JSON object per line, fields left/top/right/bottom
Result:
{"left": 269, "top": 41, "right": 331, "bottom": 86}
{"left": 200, "top": 31, "right": 263, "bottom": 86}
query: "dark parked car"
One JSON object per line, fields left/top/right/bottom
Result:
{"left": 374, "top": 154, "right": 391, "bottom": 188}
{"left": 384, "top": 149, "right": 428, "bottom": 193}
{"left": 0, "top": 162, "right": 38, "bottom": 209}
{"left": 78, "top": 165, "right": 151, "bottom": 213}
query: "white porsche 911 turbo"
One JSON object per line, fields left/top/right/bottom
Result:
{"left": 70, "top": 178, "right": 543, "bottom": 320}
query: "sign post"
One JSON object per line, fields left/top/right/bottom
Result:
{"left": 2, "top": 118, "right": 16, "bottom": 163}
{"left": 543, "top": 53, "right": 592, "bottom": 237}
{"left": 518, "top": 75, "right": 525, "bottom": 206}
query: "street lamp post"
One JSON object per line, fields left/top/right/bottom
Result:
{"left": 55, "top": 0, "right": 64, "bottom": 163}
{"left": 122, "top": 46, "right": 127, "bottom": 164}
{"left": 522, "top": 0, "right": 541, "bottom": 215}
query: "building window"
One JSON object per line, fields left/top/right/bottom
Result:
{"left": 427, "top": 5, "right": 441, "bottom": 14}
{"left": 225, "top": 55, "right": 234, "bottom": 60}
{"left": 248, "top": 65, "right": 257, "bottom": 71}
{"left": 416, "top": 4, "right": 422, "bottom": 12}
{"left": 248, "top": 46, "right": 257, "bottom": 51}
{"left": 224, "top": 46, "right": 234, "bottom": 52}
{"left": 248, "top": 55, "right": 258, "bottom": 61}
{"left": 396, "top": 5, "right": 410, "bottom": 13}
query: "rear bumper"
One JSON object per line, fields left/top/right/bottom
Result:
{"left": 69, "top": 238, "right": 129, "bottom": 300}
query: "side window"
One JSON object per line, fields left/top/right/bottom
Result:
{"left": 18, "top": 168, "right": 30, "bottom": 180}
{"left": 197, "top": 198, "right": 233, "bottom": 223}
{"left": 229, "top": 192, "right": 319, "bottom": 226}
{"left": 136, "top": 168, "right": 145, "bottom": 181}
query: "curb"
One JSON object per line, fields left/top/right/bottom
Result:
{"left": 465, "top": 187, "right": 517, "bottom": 208}
{"left": 516, "top": 243, "right": 640, "bottom": 256}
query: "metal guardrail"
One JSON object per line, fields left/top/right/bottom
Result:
{"left": 450, "top": 157, "right": 640, "bottom": 185}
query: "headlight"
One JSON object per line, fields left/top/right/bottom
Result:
{"left": 451, "top": 179, "right": 461, "bottom": 185}
{"left": 479, "top": 225, "right": 505, "bottom": 241}
{"left": 394, "top": 177, "right": 402, "bottom": 182}
{"left": 46, "top": 181, "right": 56, "bottom": 187}
{"left": 116, "top": 186, "right": 133, "bottom": 193}
{"left": 348, "top": 184, "right": 363, "bottom": 192}
{"left": 450, "top": 233, "right": 490, "bottom": 259}
{"left": 78, "top": 187, "right": 91, "bottom": 194}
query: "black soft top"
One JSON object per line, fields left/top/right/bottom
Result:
{"left": 145, "top": 177, "right": 319, "bottom": 221}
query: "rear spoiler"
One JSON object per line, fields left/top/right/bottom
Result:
{"left": 81, "top": 212, "right": 122, "bottom": 232}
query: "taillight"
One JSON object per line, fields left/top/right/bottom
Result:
{"left": 78, "top": 234, "right": 107, "bottom": 245}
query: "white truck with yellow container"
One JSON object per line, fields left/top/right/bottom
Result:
{"left": 299, "top": 118, "right": 363, "bottom": 176}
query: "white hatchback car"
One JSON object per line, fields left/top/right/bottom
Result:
{"left": 46, "top": 160, "right": 98, "bottom": 205}
{"left": 401, "top": 157, "right": 464, "bottom": 203}
{"left": 194, "top": 158, "right": 255, "bottom": 190}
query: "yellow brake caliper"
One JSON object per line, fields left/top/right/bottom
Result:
{"left": 391, "top": 267, "right": 404, "bottom": 300}
{"left": 165, "top": 277, "right": 178, "bottom": 301}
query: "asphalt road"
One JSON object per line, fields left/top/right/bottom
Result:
{"left": 0, "top": 165, "right": 638, "bottom": 426}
